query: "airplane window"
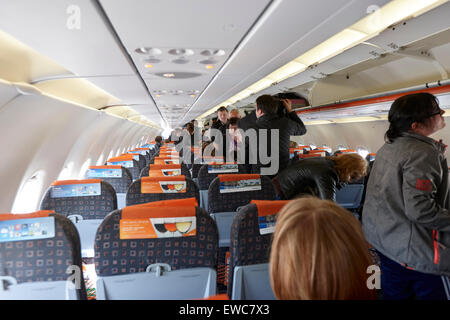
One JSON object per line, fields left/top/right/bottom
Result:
{"left": 96, "top": 154, "right": 105, "bottom": 166}
{"left": 58, "top": 162, "right": 75, "bottom": 180}
{"left": 357, "top": 147, "right": 369, "bottom": 159}
{"left": 107, "top": 150, "right": 115, "bottom": 161}
{"left": 11, "top": 170, "right": 45, "bottom": 213}
{"left": 78, "top": 158, "right": 91, "bottom": 179}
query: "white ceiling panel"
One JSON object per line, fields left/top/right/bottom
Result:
{"left": 99, "top": 0, "right": 272, "bottom": 127}
{"left": 184, "top": 0, "right": 393, "bottom": 121}
{"left": 0, "top": 0, "right": 136, "bottom": 77}
{"left": 88, "top": 75, "right": 154, "bottom": 105}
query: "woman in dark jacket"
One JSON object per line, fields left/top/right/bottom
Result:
{"left": 274, "top": 153, "right": 368, "bottom": 201}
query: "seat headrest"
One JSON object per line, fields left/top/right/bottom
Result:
{"left": 207, "top": 163, "right": 239, "bottom": 173}
{"left": 149, "top": 164, "right": 181, "bottom": 169}
{"left": 0, "top": 210, "right": 54, "bottom": 221}
{"left": 218, "top": 174, "right": 260, "bottom": 181}
{"left": 89, "top": 165, "right": 122, "bottom": 169}
{"left": 140, "top": 175, "right": 187, "bottom": 193}
{"left": 250, "top": 200, "right": 290, "bottom": 216}
{"left": 51, "top": 179, "right": 102, "bottom": 186}
{"left": 49, "top": 179, "right": 103, "bottom": 198}
{"left": 129, "top": 197, "right": 198, "bottom": 208}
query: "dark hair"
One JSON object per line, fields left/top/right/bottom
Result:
{"left": 385, "top": 93, "right": 440, "bottom": 143}
{"left": 217, "top": 106, "right": 228, "bottom": 113}
{"left": 155, "top": 136, "right": 162, "bottom": 143}
{"left": 256, "top": 94, "right": 278, "bottom": 115}
{"left": 228, "top": 117, "right": 239, "bottom": 126}
{"left": 186, "top": 122, "right": 194, "bottom": 134}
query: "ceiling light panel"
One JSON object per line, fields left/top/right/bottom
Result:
{"left": 99, "top": 0, "right": 272, "bottom": 127}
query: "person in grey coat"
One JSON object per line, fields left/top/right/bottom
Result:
{"left": 362, "top": 92, "right": 450, "bottom": 300}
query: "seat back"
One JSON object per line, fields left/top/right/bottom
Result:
{"left": 121, "top": 153, "right": 146, "bottom": 171}
{"left": 126, "top": 175, "right": 200, "bottom": 206}
{"left": 128, "top": 148, "right": 151, "bottom": 167}
{"left": 207, "top": 174, "right": 276, "bottom": 290}
{"left": 40, "top": 179, "right": 117, "bottom": 220}
{"left": 336, "top": 183, "right": 365, "bottom": 209}
{"left": 94, "top": 198, "right": 218, "bottom": 299}
{"left": 107, "top": 155, "right": 141, "bottom": 181}
{"left": 140, "top": 163, "right": 191, "bottom": 179}
{"left": 208, "top": 174, "right": 276, "bottom": 214}
{"left": 228, "top": 200, "right": 288, "bottom": 299}
{"left": 197, "top": 163, "right": 246, "bottom": 210}
{"left": 40, "top": 179, "right": 117, "bottom": 257}
{"left": 85, "top": 165, "right": 132, "bottom": 209}
{"left": 0, "top": 211, "right": 86, "bottom": 300}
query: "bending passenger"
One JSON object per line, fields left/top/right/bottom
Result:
{"left": 274, "top": 153, "right": 367, "bottom": 200}
{"left": 269, "top": 197, "right": 375, "bottom": 300}
{"left": 362, "top": 92, "right": 450, "bottom": 300}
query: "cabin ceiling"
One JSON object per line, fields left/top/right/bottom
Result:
{"left": 0, "top": 0, "right": 449, "bottom": 129}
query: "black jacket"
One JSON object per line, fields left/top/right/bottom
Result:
{"left": 246, "top": 111, "right": 306, "bottom": 176}
{"left": 211, "top": 120, "right": 228, "bottom": 135}
{"left": 276, "top": 157, "right": 343, "bottom": 200}
{"left": 238, "top": 111, "right": 257, "bottom": 130}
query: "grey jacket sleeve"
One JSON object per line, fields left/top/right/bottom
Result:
{"left": 402, "top": 150, "right": 450, "bottom": 232}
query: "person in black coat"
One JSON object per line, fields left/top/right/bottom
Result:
{"left": 273, "top": 153, "right": 368, "bottom": 200}
{"left": 238, "top": 110, "right": 257, "bottom": 131}
{"left": 244, "top": 95, "right": 307, "bottom": 177}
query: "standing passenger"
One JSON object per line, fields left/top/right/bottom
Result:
{"left": 362, "top": 92, "right": 450, "bottom": 300}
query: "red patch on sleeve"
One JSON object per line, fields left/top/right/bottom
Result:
{"left": 416, "top": 179, "right": 432, "bottom": 192}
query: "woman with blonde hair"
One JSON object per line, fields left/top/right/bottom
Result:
{"left": 269, "top": 197, "right": 375, "bottom": 300}
{"left": 273, "top": 153, "right": 368, "bottom": 200}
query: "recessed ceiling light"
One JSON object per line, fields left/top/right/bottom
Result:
{"left": 172, "top": 58, "right": 190, "bottom": 64}
{"left": 199, "top": 59, "right": 218, "bottom": 65}
{"left": 190, "top": 94, "right": 196, "bottom": 98}
{"left": 168, "top": 48, "right": 194, "bottom": 56}
{"left": 200, "top": 49, "right": 225, "bottom": 56}
{"left": 205, "top": 65, "right": 214, "bottom": 69}
{"left": 145, "top": 63, "right": 153, "bottom": 68}
{"left": 155, "top": 72, "right": 202, "bottom": 79}
{"left": 135, "top": 47, "right": 162, "bottom": 55}
{"left": 143, "top": 58, "right": 161, "bottom": 64}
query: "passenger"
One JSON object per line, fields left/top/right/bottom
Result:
{"left": 154, "top": 135, "right": 163, "bottom": 149}
{"left": 269, "top": 197, "right": 375, "bottom": 300}
{"left": 211, "top": 106, "right": 229, "bottom": 134}
{"left": 172, "top": 127, "right": 184, "bottom": 145}
{"left": 274, "top": 153, "right": 367, "bottom": 200}
{"left": 185, "top": 122, "right": 201, "bottom": 147}
{"left": 289, "top": 141, "right": 298, "bottom": 148}
{"left": 362, "top": 92, "right": 450, "bottom": 300}
{"left": 225, "top": 117, "right": 242, "bottom": 162}
{"left": 229, "top": 108, "right": 241, "bottom": 119}
{"left": 237, "top": 109, "right": 257, "bottom": 130}
{"left": 245, "top": 94, "right": 307, "bottom": 176}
